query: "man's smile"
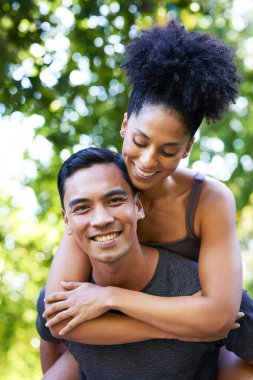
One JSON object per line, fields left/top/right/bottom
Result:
{"left": 92, "top": 232, "right": 121, "bottom": 243}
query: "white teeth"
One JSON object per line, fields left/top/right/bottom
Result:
{"left": 135, "top": 166, "right": 156, "bottom": 177}
{"left": 93, "top": 233, "right": 118, "bottom": 242}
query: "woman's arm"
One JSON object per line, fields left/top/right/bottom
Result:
{"left": 46, "top": 231, "right": 91, "bottom": 296}
{"left": 49, "top": 312, "right": 174, "bottom": 344}
{"left": 195, "top": 181, "right": 242, "bottom": 333}
{"left": 46, "top": 309, "right": 225, "bottom": 344}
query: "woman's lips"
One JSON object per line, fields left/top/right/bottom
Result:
{"left": 133, "top": 164, "right": 158, "bottom": 180}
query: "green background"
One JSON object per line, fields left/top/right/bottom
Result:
{"left": 0, "top": 1, "right": 252, "bottom": 378}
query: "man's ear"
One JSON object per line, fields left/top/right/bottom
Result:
{"left": 120, "top": 112, "right": 127, "bottom": 138}
{"left": 135, "top": 194, "right": 145, "bottom": 221}
{"left": 62, "top": 209, "right": 73, "bottom": 235}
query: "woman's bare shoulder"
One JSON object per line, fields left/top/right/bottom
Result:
{"left": 201, "top": 175, "right": 235, "bottom": 204}
{"left": 172, "top": 167, "right": 197, "bottom": 187}
{"left": 171, "top": 168, "right": 235, "bottom": 209}
{"left": 175, "top": 168, "right": 233, "bottom": 195}
{"left": 195, "top": 175, "right": 237, "bottom": 231}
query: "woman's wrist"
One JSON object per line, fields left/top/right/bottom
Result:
{"left": 105, "top": 286, "right": 125, "bottom": 311}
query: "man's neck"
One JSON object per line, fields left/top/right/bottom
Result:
{"left": 91, "top": 244, "right": 159, "bottom": 291}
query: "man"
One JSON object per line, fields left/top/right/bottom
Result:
{"left": 37, "top": 147, "right": 253, "bottom": 379}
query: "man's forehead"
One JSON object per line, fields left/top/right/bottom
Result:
{"left": 64, "top": 163, "right": 132, "bottom": 201}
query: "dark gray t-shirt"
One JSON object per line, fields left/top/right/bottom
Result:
{"left": 36, "top": 248, "right": 253, "bottom": 380}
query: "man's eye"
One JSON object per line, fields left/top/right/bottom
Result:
{"left": 133, "top": 137, "right": 146, "bottom": 148}
{"left": 74, "top": 205, "right": 89, "bottom": 213}
{"left": 108, "top": 198, "right": 124, "bottom": 204}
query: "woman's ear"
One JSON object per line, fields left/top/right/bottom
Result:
{"left": 62, "top": 209, "right": 73, "bottom": 235}
{"left": 135, "top": 194, "right": 145, "bottom": 221}
{"left": 120, "top": 112, "right": 127, "bottom": 137}
{"left": 184, "top": 137, "right": 195, "bottom": 157}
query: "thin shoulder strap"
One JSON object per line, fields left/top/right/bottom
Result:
{"left": 186, "top": 172, "right": 205, "bottom": 237}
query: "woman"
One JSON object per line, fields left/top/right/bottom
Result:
{"left": 43, "top": 20, "right": 246, "bottom": 377}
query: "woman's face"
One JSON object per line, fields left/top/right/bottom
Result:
{"left": 121, "top": 105, "right": 194, "bottom": 191}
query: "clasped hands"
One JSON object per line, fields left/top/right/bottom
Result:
{"left": 43, "top": 281, "right": 112, "bottom": 336}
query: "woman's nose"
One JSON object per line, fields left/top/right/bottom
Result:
{"left": 139, "top": 148, "right": 158, "bottom": 170}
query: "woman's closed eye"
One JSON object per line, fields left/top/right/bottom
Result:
{"left": 133, "top": 136, "right": 178, "bottom": 158}
{"left": 159, "top": 149, "right": 177, "bottom": 157}
{"left": 133, "top": 137, "right": 146, "bottom": 148}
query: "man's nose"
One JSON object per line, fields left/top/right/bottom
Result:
{"left": 90, "top": 205, "right": 114, "bottom": 227}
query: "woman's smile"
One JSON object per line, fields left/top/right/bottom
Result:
{"left": 134, "top": 163, "right": 159, "bottom": 179}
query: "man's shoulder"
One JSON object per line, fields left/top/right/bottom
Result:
{"left": 145, "top": 247, "right": 200, "bottom": 297}
{"left": 37, "top": 287, "right": 46, "bottom": 315}
{"left": 36, "top": 287, "right": 63, "bottom": 343}
{"left": 158, "top": 247, "right": 198, "bottom": 266}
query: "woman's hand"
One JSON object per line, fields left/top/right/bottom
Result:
{"left": 231, "top": 311, "right": 245, "bottom": 331}
{"left": 43, "top": 281, "right": 111, "bottom": 335}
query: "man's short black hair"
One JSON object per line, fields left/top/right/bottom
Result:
{"left": 57, "top": 147, "right": 138, "bottom": 210}
{"left": 122, "top": 20, "right": 240, "bottom": 137}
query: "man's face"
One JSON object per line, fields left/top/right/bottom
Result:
{"left": 63, "top": 163, "right": 144, "bottom": 265}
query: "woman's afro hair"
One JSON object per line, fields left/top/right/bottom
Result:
{"left": 122, "top": 20, "right": 240, "bottom": 132}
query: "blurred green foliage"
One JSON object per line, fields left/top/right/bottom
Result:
{"left": 0, "top": 0, "right": 252, "bottom": 378}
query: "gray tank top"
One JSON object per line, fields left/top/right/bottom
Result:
{"left": 145, "top": 172, "right": 205, "bottom": 262}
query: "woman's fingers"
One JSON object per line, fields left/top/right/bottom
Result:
{"left": 59, "top": 316, "right": 82, "bottom": 336}
{"left": 45, "top": 308, "right": 72, "bottom": 327}
{"left": 230, "top": 312, "right": 245, "bottom": 330}
{"left": 45, "top": 311, "right": 82, "bottom": 334}
{"left": 45, "top": 291, "right": 68, "bottom": 304}
{"left": 60, "top": 281, "right": 82, "bottom": 290}
{"left": 43, "top": 300, "right": 69, "bottom": 318}
{"left": 236, "top": 311, "right": 245, "bottom": 321}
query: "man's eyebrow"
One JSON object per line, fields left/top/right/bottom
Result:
{"left": 68, "top": 190, "right": 128, "bottom": 207}
{"left": 105, "top": 189, "right": 128, "bottom": 198}
{"left": 69, "top": 198, "right": 89, "bottom": 207}
{"left": 134, "top": 128, "right": 183, "bottom": 146}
